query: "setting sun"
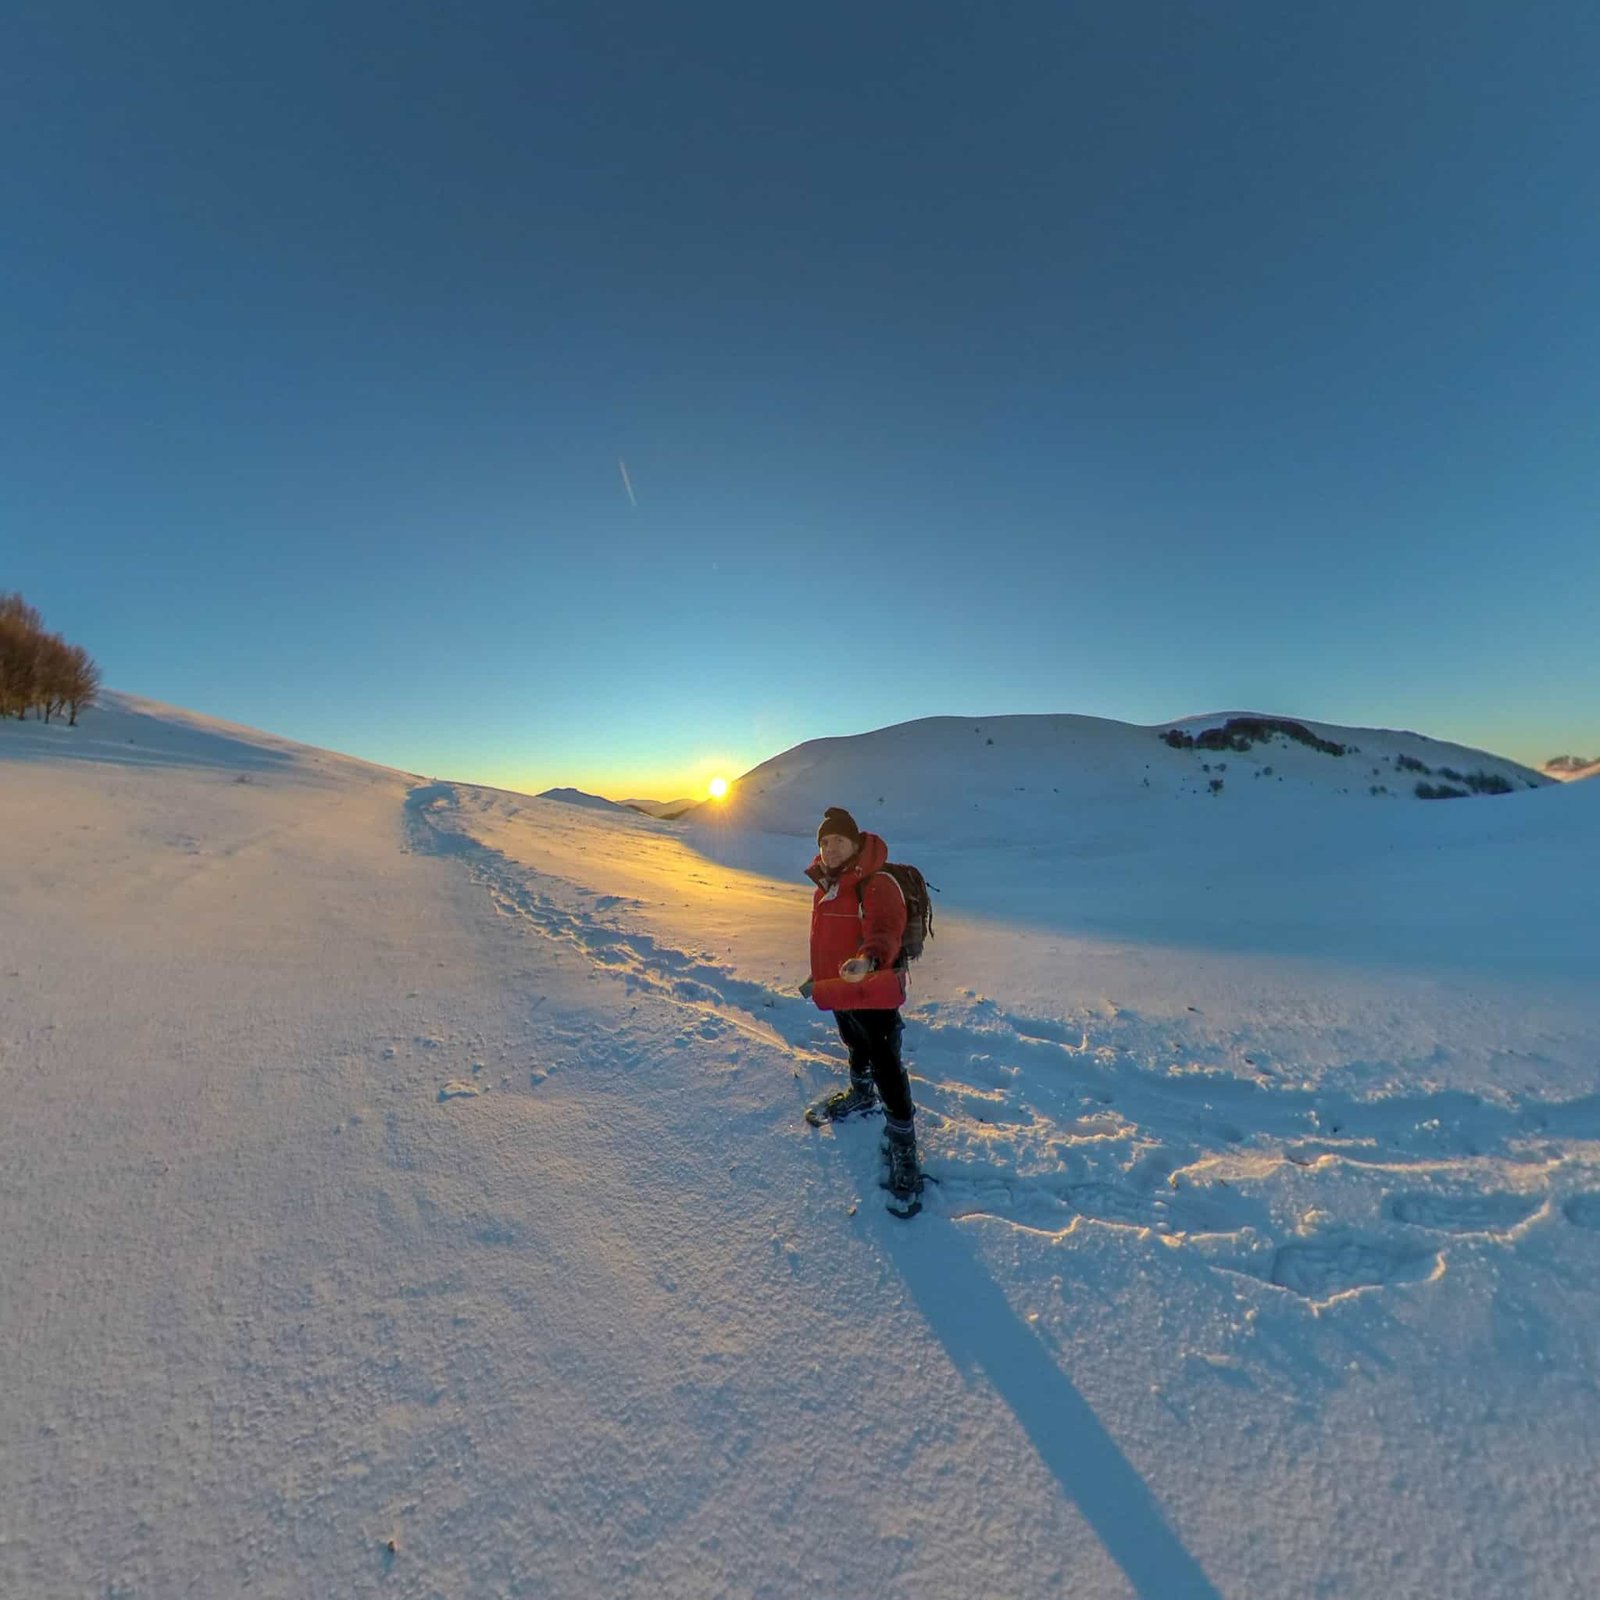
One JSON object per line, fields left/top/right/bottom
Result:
{"left": 707, "top": 776, "right": 729, "bottom": 800}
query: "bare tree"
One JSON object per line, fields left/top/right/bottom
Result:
{"left": 63, "top": 642, "right": 101, "bottom": 725}
{"left": 0, "top": 596, "right": 43, "bottom": 718}
{"left": 0, "top": 594, "right": 98, "bottom": 723}
{"left": 34, "top": 633, "right": 72, "bottom": 723}
{"left": 0, "top": 593, "right": 43, "bottom": 632}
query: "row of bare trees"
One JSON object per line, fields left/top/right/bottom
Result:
{"left": 0, "top": 593, "right": 101, "bottom": 725}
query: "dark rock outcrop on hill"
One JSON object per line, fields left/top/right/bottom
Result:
{"left": 1543, "top": 756, "right": 1599, "bottom": 781}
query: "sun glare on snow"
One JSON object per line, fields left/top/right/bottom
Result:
{"left": 708, "top": 776, "right": 729, "bottom": 800}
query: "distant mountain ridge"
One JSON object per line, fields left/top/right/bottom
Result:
{"left": 538, "top": 788, "right": 703, "bottom": 818}
{"left": 621, "top": 797, "right": 699, "bottom": 818}
{"left": 535, "top": 787, "right": 626, "bottom": 812}
{"left": 1542, "top": 756, "right": 1600, "bottom": 782}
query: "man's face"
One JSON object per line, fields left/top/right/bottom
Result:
{"left": 818, "top": 833, "right": 857, "bottom": 871}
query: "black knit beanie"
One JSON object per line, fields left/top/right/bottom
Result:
{"left": 817, "top": 807, "right": 863, "bottom": 847}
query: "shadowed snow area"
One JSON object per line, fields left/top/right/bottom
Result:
{"left": 0, "top": 689, "right": 418, "bottom": 780}
{"left": 5, "top": 697, "right": 1600, "bottom": 1599}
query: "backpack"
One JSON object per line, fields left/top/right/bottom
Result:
{"left": 860, "top": 863, "right": 935, "bottom": 970}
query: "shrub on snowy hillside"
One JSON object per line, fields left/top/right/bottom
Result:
{"left": 1415, "top": 771, "right": 1513, "bottom": 800}
{"left": 1161, "top": 717, "right": 1348, "bottom": 757}
{"left": 0, "top": 593, "right": 101, "bottom": 725}
{"left": 1160, "top": 716, "right": 1535, "bottom": 801}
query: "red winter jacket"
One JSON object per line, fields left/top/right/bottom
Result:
{"left": 805, "top": 831, "right": 908, "bottom": 1012}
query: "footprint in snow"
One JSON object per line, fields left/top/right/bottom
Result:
{"left": 938, "top": 1171, "right": 1268, "bottom": 1240}
{"left": 1268, "top": 1237, "right": 1439, "bottom": 1303}
{"left": 1065, "top": 1180, "right": 1258, "bottom": 1237}
{"left": 1388, "top": 1192, "right": 1541, "bottom": 1235}
{"left": 1011, "top": 1017, "right": 1078, "bottom": 1046}
{"left": 1561, "top": 1194, "right": 1600, "bottom": 1230}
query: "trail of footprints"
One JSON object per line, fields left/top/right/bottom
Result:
{"left": 919, "top": 1010, "right": 1600, "bottom": 1301}
{"left": 412, "top": 789, "right": 1600, "bottom": 1304}
{"left": 855, "top": 988, "right": 1600, "bottom": 1301}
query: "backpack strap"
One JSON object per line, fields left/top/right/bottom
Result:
{"left": 856, "top": 870, "right": 909, "bottom": 971}
{"left": 855, "top": 869, "right": 906, "bottom": 912}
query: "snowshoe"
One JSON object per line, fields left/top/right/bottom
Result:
{"left": 804, "top": 1075, "right": 880, "bottom": 1128}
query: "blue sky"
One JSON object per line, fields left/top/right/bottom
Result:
{"left": 4, "top": 1, "right": 1597, "bottom": 797}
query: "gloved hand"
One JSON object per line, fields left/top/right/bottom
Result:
{"left": 839, "top": 956, "right": 876, "bottom": 983}
{"left": 798, "top": 978, "right": 815, "bottom": 1000}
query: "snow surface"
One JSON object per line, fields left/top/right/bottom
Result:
{"left": 5, "top": 693, "right": 1600, "bottom": 1599}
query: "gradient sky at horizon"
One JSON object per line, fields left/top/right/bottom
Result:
{"left": 5, "top": 1, "right": 1597, "bottom": 798}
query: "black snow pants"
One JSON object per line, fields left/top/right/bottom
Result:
{"left": 834, "top": 1008, "right": 913, "bottom": 1125}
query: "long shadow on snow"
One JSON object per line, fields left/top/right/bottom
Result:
{"left": 890, "top": 1219, "right": 1223, "bottom": 1600}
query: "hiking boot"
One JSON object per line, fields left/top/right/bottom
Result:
{"left": 882, "top": 1120, "right": 924, "bottom": 1212}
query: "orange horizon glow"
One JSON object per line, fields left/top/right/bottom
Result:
{"left": 464, "top": 758, "right": 747, "bottom": 809}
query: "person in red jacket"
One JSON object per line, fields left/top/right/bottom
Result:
{"left": 803, "top": 806, "right": 921, "bottom": 1205}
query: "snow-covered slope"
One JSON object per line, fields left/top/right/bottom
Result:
{"left": 6, "top": 695, "right": 1600, "bottom": 1600}
{"left": 1, "top": 688, "right": 419, "bottom": 782}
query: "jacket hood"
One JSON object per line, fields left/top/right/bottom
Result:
{"left": 806, "top": 830, "right": 889, "bottom": 885}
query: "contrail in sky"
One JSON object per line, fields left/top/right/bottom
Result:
{"left": 618, "top": 458, "right": 637, "bottom": 508}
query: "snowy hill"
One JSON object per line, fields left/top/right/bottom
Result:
{"left": 693, "top": 710, "right": 1548, "bottom": 841}
{"left": 6, "top": 694, "right": 1600, "bottom": 1600}
{"left": 682, "top": 710, "right": 1569, "bottom": 980}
